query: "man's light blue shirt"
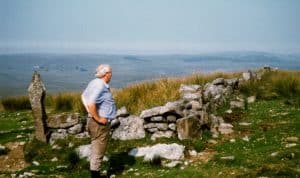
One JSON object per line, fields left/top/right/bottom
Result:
{"left": 82, "top": 78, "right": 117, "bottom": 121}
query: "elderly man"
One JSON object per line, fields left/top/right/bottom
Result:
{"left": 81, "top": 64, "right": 117, "bottom": 178}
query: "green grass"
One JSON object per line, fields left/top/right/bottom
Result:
{"left": 1, "top": 98, "right": 297, "bottom": 177}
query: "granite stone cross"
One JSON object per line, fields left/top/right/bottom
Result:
{"left": 28, "top": 71, "right": 49, "bottom": 142}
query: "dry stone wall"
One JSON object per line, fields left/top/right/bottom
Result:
{"left": 29, "top": 67, "right": 270, "bottom": 144}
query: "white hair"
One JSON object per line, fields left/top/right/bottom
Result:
{"left": 95, "top": 64, "right": 111, "bottom": 78}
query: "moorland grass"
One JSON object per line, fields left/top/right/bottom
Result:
{"left": 239, "top": 70, "right": 300, "bottom": 102}
{"left": 3, "top": 70, "right": 299, "bottom": 114}
{"left": 1, "top": 96, "right": 31, "bottom": 111}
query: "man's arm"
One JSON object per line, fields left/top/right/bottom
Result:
{"left": 81, "top": 94, "right": 90, "bottom": 113}
{"left": 87, "top": 103, "right": 108, "bottom": 125}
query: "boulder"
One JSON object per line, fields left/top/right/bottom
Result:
{"left": 68, "top": 123, "right": 83, "bottom": 135}
{"left": 203, "top": 84, "right": 224, "bottom": 101}
{"left": 179, "top": 84, "right": 201, "bottom": 94}
{"left": 212, "top": 78, "right": 225, "bottom": 85}
{"left": 182, "top": 93, "right": 202, "bottom": 101}
{"left": 112, "top": 115, "right": 145, "bottom": 140}
{"left": 128, "top": 143, "right": 185, "bottom": 161}
{"left": 140, "top": 100, "right": 183, "bottom": 120}
{"left": 47, "top": 113, "right": 80, "bottom": 129}
{"left": 116, "top": 106, "right": 129, "bottom": 118}
{"left": 180, "top": 84, "right": 202, "bottom": 101}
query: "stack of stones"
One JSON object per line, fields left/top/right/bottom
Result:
{"left": 138, "top": 81, "right": 233, "bottom": 140}
{"left": 47, "top": 113, "right": 88, "bottom": 144}
{"left": 138, "top": 71, "right": 258, "bottom": 140}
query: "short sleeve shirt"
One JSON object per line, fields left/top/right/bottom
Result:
{"left": 82, "top": 78, "right": 117, "bottom": 121}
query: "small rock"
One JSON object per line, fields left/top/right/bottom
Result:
{"left": 16, "top": 135, "right": 23, "bottom": 138}
{"left": 286, "top": 137, "right": 298, "bottom": 142}
{"left": 57, "top": 165, "right": 68, "bottom": 169}
{"left": 242, "top": 136, "right": 250, "bottom": 142}
{"left": 68, "top": 123, "right": 83, "bottom": 135}
{"left": 75, "top": 131, "right": 90, "bottom": 139}
{"left": 23, "top": 172, "right": 34, "bottom": 177}
{"left": 103, "top": 156, "right": 109, "bottom": 162}
{"left": 239, "top": 122, "right": 252, "bottom": 126}
{"left": 68, "top": 142, "right": 74, "bottom": 148}
{"left": 285, "top": 143, "right": 297, "bottom": 148}
{"left": 189, "top": 150, "right": 197, "bottom": 156}
{"left": 220, "top": 156, "right": 235, "bottom": 160}
{"left": 247, "top": 96, "right": 256, "bottom": 103}
{"left": 19, "top": 141, "right": 26, "bottom": 146}
{"left": 166, "top": 115, "right": 177, "bottom": 122}
{"left": 51, "top": 157, "right": 58, "bottom": 162}
{"left": 212, "top": 133, "right": 219, "bottom": 138}
{"left": 230, "top": 139, "right": 236, "bottom": 143}
{"left": 271, "top": 152, "right": 279, "bottom": 157}
{"left": 230, "top": 100, "right": 245, "bottom": 109}
{"left": 242, "top": 72, "right": 251, "bottom": 81}
{"left": 208, "top": 139, "right": 218, "bottom": 144}
{"left": 51, "top": 144, "right": 61, "bottom": 150}
{"left": 110, "top": 175, "right": 116, "bottom": 178}
{"left": 225, "top": 109, "right": 232, "bottom": 114}
{"left": 0, "top": 144, "right": 8, "bottom": 155}
{"left": 218, "top": 123, "right": 234, "bottom": 134}
{"left": 32, "top": 161, "right": 40, "bottom": 166}
{"left": 168, "top": 123, "right": 176, "bottom": 131}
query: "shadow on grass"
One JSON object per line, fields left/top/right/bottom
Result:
{"left": 107, "top": 151, "right": 136, "bottom": 176}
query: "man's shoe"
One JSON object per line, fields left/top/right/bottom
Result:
{"left": 90, "top": 170, "right": 100, "bottom": 178}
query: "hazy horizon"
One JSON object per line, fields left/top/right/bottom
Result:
{"left": 1, "top": 52, "right": 299, "bottom": 98}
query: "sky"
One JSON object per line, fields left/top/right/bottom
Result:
{"left": 1, "top": 0, "right": 300, "bottom": 54}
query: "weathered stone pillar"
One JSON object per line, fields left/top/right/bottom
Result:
{"left": 28, "top": 71, "right": 49, "bottom": 142}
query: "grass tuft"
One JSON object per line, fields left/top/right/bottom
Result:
{"left": 49, "top": 92, "right": 86, "bottom": 114}
{"left": 1, "top": 96, "right": 31, "bottom": 111}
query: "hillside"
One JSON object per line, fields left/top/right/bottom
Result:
{"left": 0, "top": 68, "right": 299, "bottom": 178}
